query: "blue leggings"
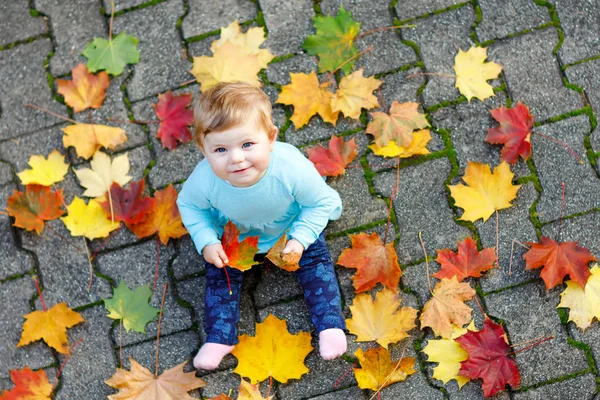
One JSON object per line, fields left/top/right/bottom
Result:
{"left": 204, "top": 233, "right": 346, "bottom": 345}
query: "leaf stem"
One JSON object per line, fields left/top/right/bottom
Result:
{"left": 369, "top": 347, "right": 406, "bottom": 400}
{"left": 155, "top": 282, "right": 168, "bottom": 377}
{"left": 24, "top": 104, "right": 77, "bottom": 124}
{"left": 355, "top": 25, "right": 416, "bottom": 40}
{"left": 267, "top": 376, "right": 273, "bottom": 398}
{"left": 107, "top": 117, "right": 160, "bottom": 125}
{"left": 43, "top": 222, "right": 84, "bottom": 253}
{"left": 119, "top": 319, "right": 123, "bottom": 368}
{"left": 322, "top": 46, "right": 373, "bottom": 83}
{"left": 333, "top": 341, "right": 377, "bottom": 389}
{"left": 53, "top": 338, "right": 84, "bottom": 393}
{"left": 532, "top": 131, "right": 584, "bottom": 164}
{"left": 405, "top": 72, "right": 456, "bottom": 80}
{"left": 178, "top": 78, "right": 196, "bottom": 88}
{"left": 419, "top": 231, "right": 434, "bottom": 296}
{"left": 109, "top": 1, "right": 115, "bottom": 42}
{"left": 223, "top": 266, "right": 232, "bottom": 295}
{"left": 33, "top": 276, "right": 47, "bottom": 312}
{"left": 508, "top": 335, "right": 554, "bottom": 355}
{"left": 108, "top": 189, "right": 115, "bottom": 225}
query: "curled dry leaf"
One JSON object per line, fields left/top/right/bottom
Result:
{"left": 266, "top": 233, "right": 301, "bottom": 272}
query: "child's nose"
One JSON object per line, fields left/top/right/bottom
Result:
{"left": 230, "top": 149, "right": 245, "bottom": 163}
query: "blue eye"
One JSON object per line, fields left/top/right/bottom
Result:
{"left": 242, "top": 142, "right": 253, "bottom": 148}
{"left": 215, "top": 147, "right": 226, "bottom": 153}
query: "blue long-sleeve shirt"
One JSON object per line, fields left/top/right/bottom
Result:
{"left": 177, "top": 141, "right": 342, "bottom": 254}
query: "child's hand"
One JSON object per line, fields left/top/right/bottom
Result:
{"left": 203, "top": 243, "right": 229, "bottom": 268}
{"left": 282, "top": 239, "right": 304, "bottom": 257}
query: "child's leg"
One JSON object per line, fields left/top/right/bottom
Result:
{"left": 195, "top": 263, "right": 244, "bottom": 370}
{"left": 294, "top": 233, "right": 347, "bottom": 360}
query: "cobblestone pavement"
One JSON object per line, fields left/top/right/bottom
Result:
{"left": 1, "top": 0, "right": 600, "bottom": 399}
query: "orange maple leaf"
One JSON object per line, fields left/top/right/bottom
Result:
{"left": 306, "top": 135, "right": 358, "bottom": 177}
{"left": 0, "top": 367, "right": 53, "bottom": 400}
{"left": 56, "top": 63, "right": 109, "bottom": 113}
{"left": 222, "top": 220, "right": 260, "bottom": 271}
{"left": 336, "top": 232, "right": 401, "bottom": 293}
{"left": 7, "top": 185, "right": 65, "bottom": 234}
{"left": 524, "top": 236, "right": 596, "bottom": 290}
{"left": 433, "top": 237, "right": 497, "bottom": 282}
{"left": 128, "top": 184, "right": 188, "bottom": 245}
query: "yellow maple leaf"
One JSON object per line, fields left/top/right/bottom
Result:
{"left": 353, "top": 347, "right": 415, "bottom": 391}
{"left": 366, "top": 101, "right": 430, "bottom": 148}
{"left": 558, "top": 263, "right": 600, "bottom": 330}
{"left": 369, "top": 129, "right": 431, "bottom": 158}
{"left": 105, "top": 357, "right": 206, "bottom": 399}
{"left": 422, "top": 321, "right": 477, "bottom": 388}
{"left": 276, "top": 71, "right": 339, "bottom": 129}
{"left": 190, "top": 41, "right": 264, "bottom": 92}
{"left": 232, "top": 314, "right": 313, "bottom": 384}
{"left": 448, "top": 161, "right": 521, "bottom": 222}
{"left": 453, "top": 46, "right": 502, "bottom": 102}
{"left": 56, "top": 63, "right": 110, "bottom": 113}
{"left": 62, "top": 123, "right": 127, "bottom": 160}
{"left": 17, "top": 150, "right": 69, "bottom": 186}
{"left": 61, "top": 196, "right": 120, "bottom": 239}
{"left": 346, "top": 288, "right": 417, "bottom": 349}
{"left": 420, "top": 277, "right": 475, "bottom": 338}
{"left": 74, "top": 151, "right": 131, "bottom": 197}
{"left": 211, "top": 21, "right": 274, "bottom": 68}
{"left": 331, "top": 69, "right": 382, "bottom": 119}
{"left": 237, "top": 379, "right": 274, "bottom": 400}
{"left": 18, "top": 302, "right": 85, "bottom": 354}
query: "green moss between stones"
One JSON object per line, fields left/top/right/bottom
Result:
{"left": 396, "top": 2, "right": 469, "bottom": 25}
{"left": 111, "top": 0, "right": 168, "bottom": 17}
{"left": 469, "top": 0, "right": 482, "bottom": 45}
{"left": 325, "top": 220, "right": 388, "bottom": 240}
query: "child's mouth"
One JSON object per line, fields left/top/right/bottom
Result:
{"left": 233, "top": 168, "right": 249, "bottom": 173}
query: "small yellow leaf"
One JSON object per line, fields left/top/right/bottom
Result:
{"left": 74, "top": 151, "right": 132, "bottom": 197}
{"left": 331, "top": 69, "right": 382, "bottom": 119}
{"left": 17, "top": 150, "right": 69, "bottom": 186}
{"left": 453, "top": 46, "right": 502, "bottom": 102}
{"left": 369, "top": 129, "right": 431, "bottom": 158}
{"left": 61, "top": 196, "right": 120, "bottom": 240}
{"left": 211, "top": 21, "right": 274, "bottom": 68}
{"left": 558, "top": 264, "right": 600, "bottom": 330}
{"left": 237, "top": 379, "right": 274, "bottom": 400}
{"left": 62, "top": 123, "right": 127, "bottom": 160}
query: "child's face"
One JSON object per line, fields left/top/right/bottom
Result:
{"left": 201, "top": 118, "right": 276, "bottom": 187}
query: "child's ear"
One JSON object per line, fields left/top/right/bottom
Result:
{"left": 269, "top": 127, "right": 278, "bottom": 151}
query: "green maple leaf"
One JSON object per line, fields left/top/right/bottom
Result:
{"left": 103, "top": 280, "right": 159, "bottom": 333}
{"left": 82, "top": 32, "right": 140, "bottom": 76}
{"left": 302, "top": 5, "right": 360, "bottom": 75}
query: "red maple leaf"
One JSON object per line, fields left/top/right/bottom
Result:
{"left": 524, "top": 236, "right": 595, "bottom": 290}
{"left": 306, "top": 135, "right": 358, "bottom": 177}
{"left": 433, "top": 237, "right": 497, "bottom": 282}
{"left": 99, "top": 180, "right": 155, "bottom": 227}
{"left": 153, "top": 91, "right": 194, "bottom": 150}
{"left": 456, "top": 318, "right": 520, "bottom": 397}
{"left": 222, "top": 220, "right": 260, "bottom": 271}
{"left": 0, "top": 367, "right": 53, "bottom": 399}
{"left": 7, "top": 185, "right": 65, "bottom": 234}
{"left": 485, "top": 102, "right": 534, "bottom": 164}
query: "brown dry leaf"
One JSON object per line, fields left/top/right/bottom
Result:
{"left": 366, "top": 101, "right": 429, "bottom": 148}
{"left": 331, "top": 69, "right": 382, "bottom": 119}
{"left": 266, "top": 233, "right": 301, "bottom": 272}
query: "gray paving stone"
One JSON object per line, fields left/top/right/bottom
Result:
{"left": 254, "top": 265, "right": 304, "bottom": 308}
{"left": 513, "top": 373, "right": 597, "bottom": 400}
{"left": 373, "top": 158, "right": 471, "bottom": 264}
{"left": 0, "top": 124, "right": 65, "bottom": 171}
{"left": 266, "top": 54, "right": 319, "bottom": 87}
{"left": 0, "top": 277, "right": 54, "bottom": 380}
{"left": 172, "top": 235, "right": 204, "bottom": 279}
{"left": 113, "top": 0, "right": 190, "bottom": 101}
{"left": 403, "top": 5, "right": 476, "bottom": 108}
{"left": 476, "top": 0, "right": 550, "bottom": 42}
{"left": 395, "top": 0, "right": 465, "bottom": 21}
{"left": 102, "top": 0, "right": 149, "bottom": 12}
{"left": 94, "top": 240, "right": 193, "bottom": 345}
{"left": 554, "top": 0, "right": 600, "bottom": 64}
{"left": 182, "top": 0, "right": 257, "bottom": 39}
{"left": 0, "top": 2, "right": 47, "bottom": 47}
{"left": 0, "top": 161, "right": 12, "bottom": 185}
{"left": 36, "top": 0, "right": 106, "bottom": 76}
{"left": 260, "top": 0, "right": 315, "bottom": 56}
{"left": 258, "top": 298, "right": 313, "bottom": 335}
{"left": 488, "top": 28, "right": 583, "bottom": 121}
{"left": 308, "top": 386, "right": 367, "bottom": 399}
{"left": 438, "top": 379, "right": 510, "bottom": 399}
{"left": 378, "top": 369, "right": 445, "bottom": 399}
{"left": 200, "top": 368, "right": 249, "bottom": 398}
{"left": 0, "top": 39, "right": 66, "bottom": 139}
{"left": 0, "top": 185, "right": 34, "bottom": 279}
{"left": 186, "top": 32, "right": 215, "bottom": 60}
{"left": 477, "top": 183, "right": 539, "bottom": 293}
{"left": 565, "top": 58, "right": 600, "bottom": 151}
{"left": 569, "top": 323, "right": 600, "bottom": 388}
{"left": 54, "top": 306, "right": 116, "bottom": 400}
{"left": 541, "top": 212, "right": 600, "bottom": 257}
{"left": 485, "top": 281, "right": 589, "bottom": 387}
{"left": 283, "top": 110, "right": 364, "bottom": 148}
{"left": 533, "top": 116, "right": 600, "bottom": 222}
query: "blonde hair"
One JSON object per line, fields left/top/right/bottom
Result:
{"left": 193, "top": 82, "right": 277, "bottom": 147}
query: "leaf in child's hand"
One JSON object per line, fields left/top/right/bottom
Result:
{"left": 74, "top": 151, "right": 132, "bottom": 198}
{"left": 105, "top": 357, "right": 205, "bottom": 399}
{"left": 306, "top": 135, "right": 358, "bottom": 177}
{"left": 453, "top": 46, "right": 502, "bottom": 102}
{"left": 276, "top": 71, "right": 339, "bottom": 129}
{"left": 420, "top": 277, "right": 475, "bottom": 339}
{"left": 211, "top": 21, "right": 274, "bottom": 68}
{"left": 448, "top": 161, "right": 521, "bottom": 223}
{"left": 7, "top": 185, "right": 65, "bottom": 234}
{"left": 56, "top": 63, "right": 109, "bottom": 113}
{"left": 128, "top": 184, "right": 188, "bottom": 245}
{"left": 232, "top": 314, "right": 313, "bottom": 384}
{"left": 456, "top": 318, "right": 520, "bottom": 397}
{"left": 17, "top": 150, "right": 69, "bottom": 186}
{"left": 433, "top": 237, "right": 497, "bottom": 282}
{"left": 0, "top": 367, "right": 53, "bottom": 399}
{"left": 82, "top": 32, "right": 140, "bottom": 76}
{"left": 368, "top": 129, "right": 432, "bottom": 158}
{"left": 266, "top": 233, "right": 301, "bottom": 272}
{"left": 524, "top": 236, "right": 595, "bottom": 290}
{"left": 62, "top": 123, "right": 127, "bottom": 160}
{"left": 98, "top": 181, "right": 155, "bottom": 227}
{"left": 353, "top": 347, "right": 415, "bottom": 391}
{"left": 153, "top": 91, "right": 194, "bottom": 150}
{"left": 346, "top": 288, "right": 417, "bottom": 348}
{"left": 331, "top": 69, "right": 382, "bottom": 119}
{"left": 557, "top": 263, "right": 600, "bottom": 330}
{"left": 366, "top": 101, "right": 429, "bottom": 148}
{"left": 61, "top": 197, "right": 120, "bottom": 240}
{"left": 222, "top": 220, "right": 260, "bottom": 271}
{"left": 336, "top": 232, "right": 401, "bottom": 293}
{"left": 103, "top": 280, "right": 159, "bottom": 333}
{"left": 18, "top": 302, "right": 85, "bottom": 354}
{"left": 485, "top": 102, "right": 534, "bottom": 164}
